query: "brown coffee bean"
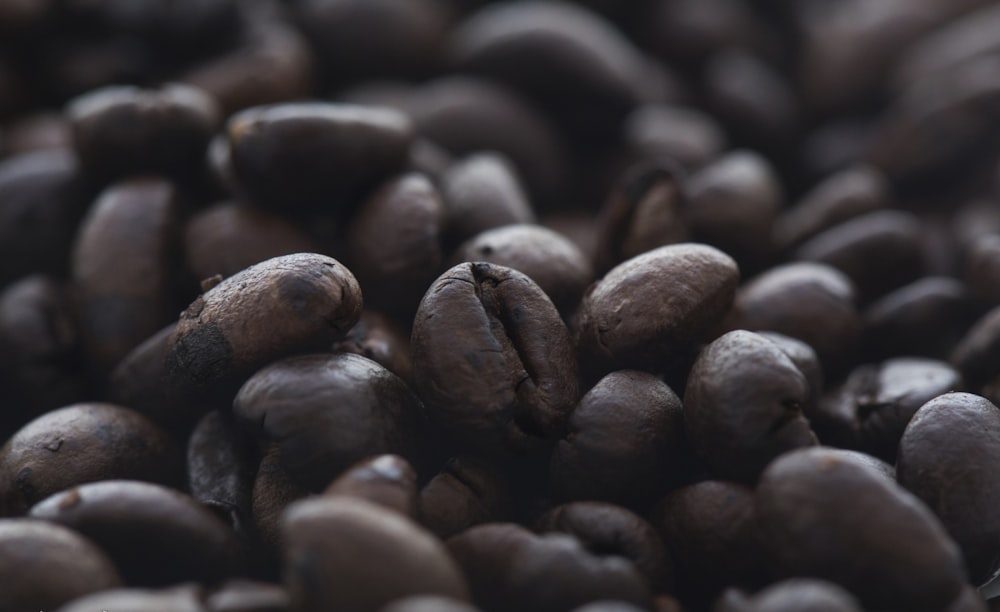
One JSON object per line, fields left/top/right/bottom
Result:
{"left": 1, "top": 112, "right": 71, "bottom": 155}
{"left": 576, "top": 243, "right": 739, "bottom": 376}
{"left": 252, "top": 446, "right": 308, "bottom": 560}
{"left": 324, "top": 454, "right": 419, "bottom": 518}
{"left": 30, "top": 479, "right": 242, "bottom": 586}
{"left": 0, "top": 402, "right": 181, "bottom": 516}
{"left": 333, "top": 310, "right": 414, "bottom": 386}
{"left": 897, "top": 393, "right": 1000, "bottom": 585}
{"left": 756, "top": 447, "right": 968, "bottom": 611}
{"left": 715, "top": 579, "right": 862, "bottom": 612}
{"left": 58, "top": 584, "right": 207, "bottom": 612}
{"left": 419, "top": 455, "right": 512, "bottom": 539}
{"left": 282, "top": 496, "right": 470, "bottom": 611}
{"left": 207, "top": 580, "right": 290, "bottom": 612}
{"left": 951, "top": 305, "right": 1000, "bottom": 392}
{"left": 412, "top": 262, "right": 578, "bottom": 456}
{"left": 550, "top": 370, "right": 686, "bottom": 508}
{"left": 380, "top": 595, "right": 481, "bottom": 612}
{"left": 623, "top": 104, "right": 727, "bottom": 172}
{"left": 756, "top": 331, "right": 825, "bottom": 413}
{"left": 0, "top": 518, "right": 122, "bottom": 612}
{"left": 72, "top": 177, "right": 179, "bottom": 376}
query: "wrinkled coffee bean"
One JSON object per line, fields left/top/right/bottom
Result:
{"left": 324, "top": 454, "right": 419, "bottom": 518}
{"left": 897, "top": 393, "right": 1000, "bottom": 586}
{"left": 419, "top": 455, "right": 512, "bottom": 540}
{"left": 412, "top": 262, "right": 578, "bottom": 456}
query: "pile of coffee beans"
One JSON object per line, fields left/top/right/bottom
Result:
{"left": 5, "top": 0, "right": 1000, "bottom": 610}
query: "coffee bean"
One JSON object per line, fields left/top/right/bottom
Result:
{"left": 30, "top": 479, "right": 242, "bottom": 586}
{"left": 419, "top": 455, "right": 512, "bottom": 539}
{"left": 380, "top": 595, "right": 481, "bottom": 612}
{"left": 715, "top": 579, "right": 862, "bottom": 612}
{"left": 576, "top": 243, "right": 739, "bottom": 376}
{"left": 57, "top": 584, "right": 207, "bottom": 612}
{"left": 897, "top": 393, "right": 1000, "bottom": 585}
{"left": 412, "top": 262, "right": 578, "bottom": 456}
{"left": 333, "top": 310, "right": 414, "bottom": 386}
{"left": 0, "top": 402, "right": 181, "bottom": 515}
{"left": 951, "top": 305, "right": 1000, "bottom": 392}
{"left": 207, "top": 580, "right": 290, "bottom": 612}
{"left": 324, "top": 454, "right": 419, "bottom": 518}
{"left": 282, "top": 496, "right": 470, "bottom": 611}
{"left": 756, "top": 447, "right": 968, "bottom": 611}
{"left": 756, "top": 332, "right": 824, "bottom": 413}
{"left": 623, "top": 104, "right": 727, "bottom": 172}
{"left": 252, "top": 446, "right": 308, "bottom": 561}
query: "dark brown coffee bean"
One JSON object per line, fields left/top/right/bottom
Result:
{"left": 731, "top": 262, "right": 860, "bottom": 374}
{"left": 412, "top": 262, "right": 578, "bottom": 456}
{"left": 757, "top": 331, "right": 824, "bottom": 413}
{"left": 234, "top": 353, "right": 427, "bottom": 490}
{"left": 0, "top": 275, "right": 86, "bottom": 426}
{"left": 593, "top": 159, "right": 688, "bottom": 276}
{"left": 576, "top": 243, "right": 739, "bottom": 375}
{"left": 348, "top": 172, "right": 445, "bottom": 322}
{"left": 715, "top": 579, "right": 862, "bottom": 612}
{"left": 94, "top": 0, "right": 241, "bottom": 49}
{"left": 282, "top": 496, "right": 470, "bottom": 611}
{"left": 333, "top": 310, "right": 414, "bottom": 386}
{"left": 0, "top": 402, "right": 181, "bottom": 516}
{"left": 30, "top": 479, "right": 242, "bottom": 586}
{"left": 0, "top": 518, "right": 121, "bottom": 612}
{"left": 380, "top": 595, "right": 481, "bottom": 612}
{"left": 951, "top": 305, "right": 1000, "bottom": 392}
{"left": 685, "top": 330, "right": 817, "bottom": 481}
{"left": 252, "top": 446, "right": 308, "bottom": 559}
{"left": 965, "top": 234, "right": 1000, "bottom": 306}
{"left": 816, "top": 358, "right": 962, "bottom": 460}
{"left": 863, "top": 276, "right": 974, "bottom": 361}
{"left": 452, "top": 223, "right": 593, "bottom": 317}
{"left": 623, "top": 104, "right": 727, "bottom": 172}
{"left": 686, "top": 150, "right": 781, "bottom": 272}
{"left": 550, "top": 370, "right": 685, "bottom": 508}
{"left": 2, "top": 112, "right": 71, "bottom": 155}
{"left": 447, "top": 523, "right": 651, "bottom": 612}
{"left": 183, "top": 202, "right": 321, "bottom": 284}
{"left": 0, "top": 149, "right": 88, "bottom": 287}
{"left": 773, "top": 165, "right": 891, "bottom": 253}
{"left": 419, "top": 455, "right": 512, "bottom": 539}
{"left": 207, "top": 580, "right": 290, "bottom": 612}
{"left": 226, "top": 102, "right": 413, "bottom": 216}
{"left": 440, "top": 152, "right": 536, "bottom": 248}
{"left": 898, "top": 393, "right": 1000, "bottom": 585}
{"left": 69, "top": 83, "right": 220, "bottom": 182}
{"left": 324, "top": 454, "right": 419, "bottom": 518}
{"left": 72, "top": 177, "right": 179, "bottom": 376}
{"left": 652, "top": 480, "right": 767, "bottom": 606}
{"left": 644, "top": 0, "right": 766, "bottom": 69}
{"left": 756, "top": 447, "right": 968, "bottom": 611}
{"left": 107, "top": 323, "right": 188, "bottom": 432}
{"left": 536, "top": 501, "right": 672, "bottom": 593}
{"left": 58, "top": 584, "right": 207, "bottom": 612}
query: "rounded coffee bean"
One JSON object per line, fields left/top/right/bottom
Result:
{"left": 282, "top": 496, "right": 469, "bottom": 611}
{"left": 325, "top": 454, "right": 419, "bottom": 518}
{"left": 58, "top": 585, "right": 207, "bottom": 612}
{"left": 412, "top": 262, "right": 578, "bottom": 456}
{"left": 897, "top": 393, "right": 1000, "bottom": 585}
{"left": 252, "top": 446, "right": 308, "bottom": 558}
{"left": 550, "top": 370, "right": 685, "bottom": 507}
{"left": 715, "top": 579, "right": 862, "bottom": 612}
{"left": 623, "top": 104, "right": 727, "bottom": 172}
{"left": 685, "top": 330, "right": 817, "bottom": 482}
{"left": 756, "top": 332, "right": 824, "bottom": 412}
{"left": 30, "top": 479, "right": 242, "bottom": 586}
{"left": 756, "top": 447, "right": 968, "bottom": 611}
{"left": 207, "top": 580, "right": 290, "bottom": 612}
{"left": 419, "top": 455, "right": 512, "bottom": 539}
{"left": 333, "top": 310, "right": 414, "bottom": 385}
{"left": 951, "top": 305, "right": 1000, "bottom": 392}
{"left": 0, "top": 402, "right": 181, "bottom": 515}
{"left": 380, "top": 595, "right": 481, "bottom": 612}
{"left": 575, "top": 243, "right": 739, "bottom": 375}
{"left": 235, "top": 353, "right": 426, "bottom": 489}
{"left": 0, "top": 518, "right": 122, "bottom": 612}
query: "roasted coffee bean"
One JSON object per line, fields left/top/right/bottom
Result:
{"left": 794, "top": 210, "right": 924, "bottom": 303}
{"left": 252, "top": 446, "right": 308, "bottom": 559}
{"left": 951, "top": 305, "right": 1000, "bottom": 392}
{"left": 207, "top": 580, "right": 290, "bottom": 612}
{"left": 965, "top": 234, "right": 1000, "bottom": 306}
{"left": 58, "top": 584, "right": 207, "bottom": 612}
{"left": 282, "top": 496, "right": 469, "bottom": 611}
{"left": 452, "top": 224, "right": 593, "bottom": 317}
{"left": 324, "top": 454, "right": 419, "bottom": 518}
{"left": 419, "top": 455, "right": 512, "bottom": 539}
{"left": 0, "top": 518, "right": 121, "bottom": 612}
{"left": 653, "top": 480, "right": 767, "bottom": 605}
{"left": 72, "top": 177, "right": 179, "bottom": 377}
{"left": 1, "top": 112, "right": 71, "bottom": 155}
{"left": 816, "top": 358, "right": 962, "bottom": 459}
{"left": 897, "top": 393, "right": 1000, "bottom": 586}
{"left": 348, "top": 172, "right": 445, "bottom": 322}
{"left": 69, "top": 83, "right": 220, "bottom": 182}
{"left": 863, "top": 277, "right": 974, "bottom": 361}
{"left": 593, "top": 159, "right": 688, "bottom": 276}
{"left": 0, "top": 402, "right": 181, "bottom": 516}
{"left": 380, "top": 595, "right": 481, "bottom": 612}
{"left": 227, "top": 102, "right": 413, "bottom": 216}
{"left": 731, "top": 262, "right": 861, "bottom": 374}
{"left": 93, "top": 0, "right": 241, "bottom": 52}
{"left": 550, "top": 370, "right": 685, "bottom": 508}
{"left": 757, "top": 332, "right": 825, "bottom": 413}
{"left": 536, "top": 501, "right": 672, "bottom": 593}
{"left": 234, "top": 353, "right": 426, "bottom": 489}
{"left": 576, "top": 243, "right": 739, "bottom": 376}
{"left": 440, "top": 152, "right": 536, "bottom": 249}
{"left": 183, "top": 202, "right": 321, "bottom": 284}
{"left": 31, "top": 479, "right": 242, "bottom": 586}
{"left": 447, "top": 523, "right": 651, "bottom": 612}
{"left": 623, "top": 104, "right": 727, "bottom": 172}
{"left": 685, "top": 150, "right": 781, "bottom": 272}
{"left": 715, "top": 579, "right": 862, "bottom": 612}
{"left": 773, "top": 165, "right": 891, "bottom": 253}
{"left": 644, "top": 0, "right": 766, "bottom": 69}
{"left": 756, "top": 447, "right": 968, "bottom": 611}
{"left": 0, "top": 149, "right": 88, "bottom": 287}
{"left": 333, "top": 310, "right": 414, "bottom": 385}
{"left": 684, "top": 330, "right": 817, "bottom": 482}
{"left": 412, "top": 262, "right": 578, "bottom": 456}
{"left": 0, "top": 275, "right": 86, "bottom": 426}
